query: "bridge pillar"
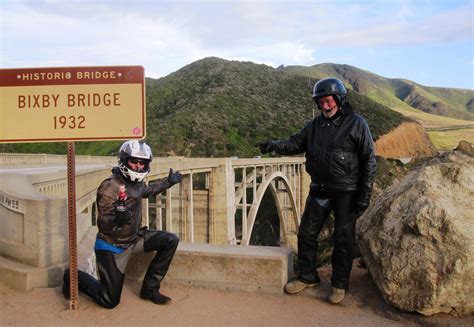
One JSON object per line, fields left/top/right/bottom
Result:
{"left": 181, "top": 173, "right": 194, "bottom": 243}
{"left": 142, "top": 198, "right": 149, "bottom": 227}
{"left": 209, "top": 159, "right": 236, "bottom": 245}
{"left": 300, "top": 166, "right": 311, "bottom": 212}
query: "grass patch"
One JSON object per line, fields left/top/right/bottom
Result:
{"left": 428, "top": 128, "right": 474, "bottom": 151}
{"left": 392, "top": 106, "right": 474, "bottom": 129}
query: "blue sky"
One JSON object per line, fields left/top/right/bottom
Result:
{"left": 1, "top": 0, "right": 473, "bottom": 89}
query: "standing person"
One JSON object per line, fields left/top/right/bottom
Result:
{"left": 63, "top": 140, "right": 183, "bottom": 308}
{"left": 257, "top": 77, "right": 376, "bottom": 304}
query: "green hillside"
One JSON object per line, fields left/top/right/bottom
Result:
{"left": 283, "top": 63, "right": 474, "bottom": 121}
{"left": 0, "top": 57, "right": 406, "bottom": 157}
{"left": 144, "top": 57, "right": 405, "bottom": 157}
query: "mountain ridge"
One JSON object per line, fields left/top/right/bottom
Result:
{"left": 0, "top": 57, "right": 444, "bottom": 157}
{"left": 282, "top": 63, "right": 474, "bottom": 121}
{"left": 144, "top": 57, "right": 407, "bottom": 157}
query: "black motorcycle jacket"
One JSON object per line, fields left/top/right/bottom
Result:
{"left": 96, "top": 167, "right": 172, "bottom": 247}
{"left": 271, "top": 104, "right": 377, "bottom": 206}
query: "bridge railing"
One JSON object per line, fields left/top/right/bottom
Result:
{"left": 0, "top": 153, "right": 117, "bottom": 166}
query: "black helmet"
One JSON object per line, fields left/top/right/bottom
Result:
{"left": 312, "top": 77, "right": 347, "bottom": 109}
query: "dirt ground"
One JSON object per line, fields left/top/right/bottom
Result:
{"left": 1, "top": 261, "right": 472, "bottom": 327}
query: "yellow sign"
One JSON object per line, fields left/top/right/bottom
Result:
{"left": 0, "top": 66, "right": 145, "bottom": 143}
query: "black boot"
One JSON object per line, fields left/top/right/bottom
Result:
{"left": 140, "top": 286, "right": 171, "bottom": 305}
{"left": 139, "top": 230, "right": 178, "bottom": 305}
{"left": 62, "top": 268, "right": 100, "bottom": 301}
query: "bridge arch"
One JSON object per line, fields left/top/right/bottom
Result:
{"left": 240, "top": 171, "right": 299, "bottom": 246}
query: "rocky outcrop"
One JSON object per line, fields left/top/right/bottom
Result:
{"left": 356, "top": 151, "right": 474, "bottom": 316}
{"left": 375, "top": 121, "right": 437, "bottom": 158}
{"left": 454, "top": 140, "right": 473, "bottom": 156}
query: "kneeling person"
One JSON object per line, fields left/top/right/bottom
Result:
{"left": 63, "top": 140, "right": 183, "bottom": 308}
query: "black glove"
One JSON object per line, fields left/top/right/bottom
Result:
{"left": 168, "top": 168, "right": 183, "bottom": 185}
{"left": 256, "top": 141, "right": 275, "bottom": 154}
{"left": 114, "top": 204, "right": 132, "bottom": 227}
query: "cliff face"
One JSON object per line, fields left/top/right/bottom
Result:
{"left": 375, "top": 122, "right": 437, "bottom": 158}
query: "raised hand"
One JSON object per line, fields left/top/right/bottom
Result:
{"left": 168, "top": 168, "right": 183, "bottom": 185}
{"left": 256, "top": 141, "right": 275, "bottom": 154}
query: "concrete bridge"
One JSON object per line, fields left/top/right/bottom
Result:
{"left": 0, "top": 154, "right": 309, "bottom": 292}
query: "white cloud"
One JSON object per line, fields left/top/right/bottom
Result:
{"left": 1, "top": 1, "right": 472, "bottom": 88}
{"left": 1, "top": 2, "right": 207, "bottom": 76}
{"left": 223, "top": 41, "right": 315, "bottom": 68}
{"left": 304, "top": 5, "right": 473, "bottom": 47}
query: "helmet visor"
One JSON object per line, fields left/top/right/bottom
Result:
{"left": 126, "top": 157, "right": 151, "bottom": 172}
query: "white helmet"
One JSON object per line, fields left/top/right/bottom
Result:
{"left": 118, "top": 140, "right": 153, "bottom": 182}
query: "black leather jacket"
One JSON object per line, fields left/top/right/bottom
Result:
{"left": 96, "top": 167, "right": 172, "bottom": 247}
{"left": 272, "top": 105, "right": 377, "bottom": 206}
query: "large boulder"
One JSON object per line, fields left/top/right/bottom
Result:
{"left": 356, "top": 151, "right": 474, "bottom": 316}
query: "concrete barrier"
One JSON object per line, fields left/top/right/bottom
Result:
{"left": 126, "top": 243, "right": 293, "bottom": 294}
{"left": 0, "top": 256, "right": 65, "bottom": 291}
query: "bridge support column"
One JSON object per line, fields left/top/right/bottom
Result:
{"left": 209, "top": 159, "right": 236, "bottom": 245}
{"left": 165, "top": 188, "right": 173, "bottom": 232}
{"left": 155, "top": 194, "right": 163, "bottom": 230}
{"left": 300, "top": 165, "right": 311, "bottom": 213}
{"left": 182, "top": 173, "right": 194, "bottom": 243}
{"left": 142, "top": 199, "right": 149, "bottom": 227}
